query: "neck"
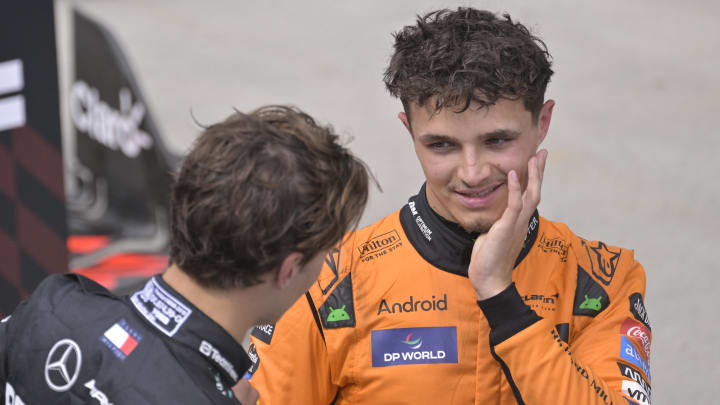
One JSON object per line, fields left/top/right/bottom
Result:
{"left": 162, "top": 264, "right": 256, "bottom": 344}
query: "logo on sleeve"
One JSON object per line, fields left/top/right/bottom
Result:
{"left": 581, "top": 240, "right": 621, "bottom": 286}
{"left": 622, "top": 380, "right": 650, "bottom": 405}
{"left": 629, "top": 293, "right": 651, "bottom": 331}
{"left": 244, "top": 343, "right": 260, "bottom": 379}
{"left": 620, "top": 318, "right": 651, "bottom": 361}
{"left": 620, "top": 336, "right": 651, "bottom": 382}
{"left": 250, "top": 323, "right": 275, "bottom": 345}
{"left": 618, "top": 363, "right": 652, "bottom": 401}
{"left": 326, "top": 305, "right": 350, "bottom": 322}
{"left": 579, "top": 295, "right": 603, "bottom": 311}
{"left": 319, "top": 273, "right": 356, "bottom": 329}
{"left": 574, "top": 266, "right": 610, "bottom": 317}
{"left": 100, "top": 319, "right": 142, "bottom": 361}
{"left": 371, "top": 326, "right": 458, "bottom": 367}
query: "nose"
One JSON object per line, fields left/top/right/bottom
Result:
{"left": 457, "top": 150, "right": 492, "bottom": 188}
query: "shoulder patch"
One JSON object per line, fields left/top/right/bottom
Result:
{"left": 581, "top": 240, "right": 621, "bottom": 286}
{"left": 250, "top": 323, "right": 276, "bottom": 345}
{"left": 318, "top": 273, "right": 355, "bottom": 329}
{"left": 574, "top": 266, "right": 610, "bottom": 317}
{"left": 629, "top": 293, "right": 651, "bottom": 331}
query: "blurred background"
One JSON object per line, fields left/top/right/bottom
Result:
{"left": 7, "top": 0, "right": 720, "bottom": 402}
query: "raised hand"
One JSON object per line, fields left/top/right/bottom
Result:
{"left": 468, "top": 149, "right": 547, "bottom": 301}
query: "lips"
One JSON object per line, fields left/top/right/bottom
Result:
{"left": 455, "top": 183, "right": 503, "bottom": 209}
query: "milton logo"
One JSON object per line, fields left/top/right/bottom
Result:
{"left": 377, "top": 294, "right": 447, "bottom": 315}
{"left": 371, "top": 326, "right": 458, "bottom": 367}
{"left": 358, "top": 230, "right": 401, "bottom": 257}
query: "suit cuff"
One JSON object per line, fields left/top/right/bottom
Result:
{"left": 477, "top": 283, "right": 541, "bottom": 345}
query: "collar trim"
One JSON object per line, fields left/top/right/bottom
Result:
{"left": 130, "top": 275, "right": 250, "bottom": 385}
{"left": 399, "top": 183, "right": 539, "bottom": 277}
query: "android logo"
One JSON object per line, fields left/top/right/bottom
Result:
{"left": 326, "top": 305, "right": 350, "bottom": 322}
{"left": 579, "top": 295, "right": 603, "bottom": 311}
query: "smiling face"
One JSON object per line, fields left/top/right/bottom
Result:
{"left": 401, "top": 98, "right": 554, "bottom": 233}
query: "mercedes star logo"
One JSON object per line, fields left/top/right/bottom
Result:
{"left": 44, "top": 338, "right": 82, "bottom": 392}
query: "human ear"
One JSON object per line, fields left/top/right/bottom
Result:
{"left": 536, "top": 100, "right": 555, "bottom": 146}
{"left": 275, "top": 252, "right": 303, "bottom": 289}
{"left": 398, "top": 112, "right": 413, "bottom": 138}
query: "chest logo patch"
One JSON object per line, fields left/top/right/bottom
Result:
{"left": 371, "top": 326, "right": 458, "bottom": 367}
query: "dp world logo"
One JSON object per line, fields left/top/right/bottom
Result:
{"left": 401, "top": 333, "right": 422, "bottom": 349}
{"left": 372, "top": 326, "right": 457, "bottom": 367}
{"left": 45, "top": 339, "right": 83, "bottom": 392}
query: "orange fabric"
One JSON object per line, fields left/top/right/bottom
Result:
{"left": 250, "top": 211, "right": 650, "bottom": 405}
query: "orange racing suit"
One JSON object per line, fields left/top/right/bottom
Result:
{"left": 247, "top": 184, "right": 652, "bottom": 405}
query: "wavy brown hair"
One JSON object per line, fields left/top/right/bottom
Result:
{"left": 170, "top": 105, "right": 370, "bottom": 289}
{"left": 384, "top": 7, "right": 554, "bottom": 122}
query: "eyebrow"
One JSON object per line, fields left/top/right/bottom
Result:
{"left": 417, "top": 129, "right": 522, "bottom": 143}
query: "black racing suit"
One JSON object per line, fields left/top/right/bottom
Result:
{"left": 0, "top": 273, "right": 251, "bottom": 404}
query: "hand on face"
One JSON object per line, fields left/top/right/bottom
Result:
{"left": 468, "top": 149, "right": 547, "bottom": 301}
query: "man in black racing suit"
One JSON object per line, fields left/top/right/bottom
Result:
{"left": 0, "top": 105, "right": 370, "bottom": 404}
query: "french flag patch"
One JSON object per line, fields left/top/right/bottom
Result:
{"left": 101, "top": 319, "right": 142, "bottom": 360}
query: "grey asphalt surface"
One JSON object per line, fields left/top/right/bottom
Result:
{"left": 60, "top": 1, "right": 720, "bottom": 402}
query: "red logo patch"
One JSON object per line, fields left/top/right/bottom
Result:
{"left": 620, "top": 318, "right": 651, "bottom": 361}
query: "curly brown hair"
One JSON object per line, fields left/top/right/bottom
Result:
{"left": 170, "top": 105, "right": 370, "bottom": 289}
{"left": 384, "top": 7, "right": 554, "bottom": 122}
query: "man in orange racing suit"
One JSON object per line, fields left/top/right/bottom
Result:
{"left": 246, "top": 8, "right": 652, "bottom": 405}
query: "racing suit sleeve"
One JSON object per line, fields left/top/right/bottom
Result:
{"left": 478, "top": 260, "right": 650, "bottom": 404}
{"left": 248, "top": 292, "right": 337, "bottom": 405}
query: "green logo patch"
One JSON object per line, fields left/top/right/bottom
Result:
{"left": 318, "top": 273, "right": 356, "bottom": 329}
{"left": 579, "top": 295, "right": 603, "bottom": 311}
{"left": 573, "top": 266, "right": 610, "bottom": 317}
{"left": 326, "top": 305, "right": 350, "bottom": 322}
